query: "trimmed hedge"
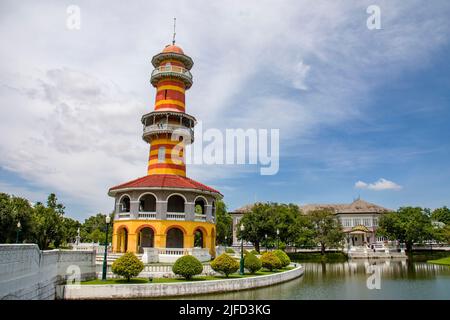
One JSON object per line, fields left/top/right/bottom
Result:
{"left": 274, "top": 249, "right": 291, "bottom": 267}
{"left": 111, "top": 252, "right": 145, "bottom": 282}
{"left": 260, "top": 252, "right": 282, "bottom": 271}
{"left": 244, "top": 252, "right": 262, "bottom": 274}
{"left": 211, "top": 253, "right": 239, "bottom": 277}
{"left": 172, "top": 255, "right": 203, "bottom": 280}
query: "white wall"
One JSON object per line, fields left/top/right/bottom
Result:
{"left": 0, "top": 244, "right": 96, "bottom": 300}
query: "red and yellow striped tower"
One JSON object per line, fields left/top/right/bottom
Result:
{"left": 144, "top": 44, "right": 195, "bottom": 176}
{"left": 108, "top": 39, "right": 222, "bottom": 260}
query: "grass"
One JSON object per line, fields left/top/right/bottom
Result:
{"left": 427, "top": 256, "right": 450, "bottom": 266}
{"left": 80, "top": 267, "right": 295, "bottom": 285}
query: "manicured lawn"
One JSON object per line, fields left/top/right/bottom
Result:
{"left": 80, "top": 267, "right": 295, "bottom": 285}
{"left": 427, "top": 256, "right": 450, "bottom": 266}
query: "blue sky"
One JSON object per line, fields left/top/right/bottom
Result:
{"left": 1, "top": 1, "right": 450, "bottom": 221}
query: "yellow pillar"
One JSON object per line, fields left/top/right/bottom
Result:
{"left": 155, "top": 233, "right": 165, "bottom": 248}
{"left": 185, "top": 234, "right": 194, "bottom": 248}
{"left": 128, "top": 233, "right": 137, "bottom": 253}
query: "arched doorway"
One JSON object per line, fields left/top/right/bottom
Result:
{"left": 167, "top": 194, "right": 185, "bottom": 212}
{"left": 194, "top": 229, "right": 204, "bottom": 248}
{"left": 138, "top": 227, "right": 154, "bottom": 253}
{"left": 119, "top": 195, "right": 130, "bottom": 213}
{"left": 139, "top": 194, "right": 156, "bottom": 212}
{"left": 194, "top": 197, "right": 206, "bottom": 215}
{"left": 117, "top": 227, "right": 128, "bottom": 253}
{"left": 166, "top": 227, "right": 184, "bottom": 248}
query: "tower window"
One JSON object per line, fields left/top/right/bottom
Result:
{"left": 158, "top": 146, "right": 166, "bottom": 163}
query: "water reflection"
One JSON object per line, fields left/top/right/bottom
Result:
{"left": 170, "top": 261, "right": 450, "bottom": 300}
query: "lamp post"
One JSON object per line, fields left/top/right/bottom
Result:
{"left": 239, "top": 224, "right": 245, "bottom": 275}
{"left": 102, "top": 215, "right": 111, "bottom": 281}
{"left": 16, "top": 221, "right": 21, "bottom": 244}
{"left": 264, "top": 234, "right": 267, "bottom": 252}
{"left": 224, "top": 235, "right": 227, "bottom": 252}
{"left": 276, "top": 228, "right": 280, "bottom": 250}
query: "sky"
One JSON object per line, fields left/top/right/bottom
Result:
{"left": 1, "top": 0, "right": 450, "bottom": 221}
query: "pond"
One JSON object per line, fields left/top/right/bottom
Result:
{"left": 176, "top": 260, "right": 450, "bottom": 300}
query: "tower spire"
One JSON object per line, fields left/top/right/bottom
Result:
{"left": 172, "top": 17, "right": 176, "bottom": 45}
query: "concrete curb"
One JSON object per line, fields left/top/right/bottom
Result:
{"left": 62, "top": 265, "right": 304, "bottom": 299}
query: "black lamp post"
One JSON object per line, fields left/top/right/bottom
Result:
{"left": 239, "top": 224, "right": 245, "bottom": 275}
{"left": 16, "top": 221, "right": 21, "bottom": 244}
{"left": 264, "top": 234, "right": 267, "bottom": 252}
{"left": 102, "top": 215, "right": 111, "bottom": 281}
{"left": 224, "top": 235, "right": 227, "bottom": 252}
{"left": 276, "top": 228, "right": 280, "bottom": 249}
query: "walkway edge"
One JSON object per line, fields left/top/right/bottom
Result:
{"left": 62, "top": 265, "right": 304, "bottom": 299}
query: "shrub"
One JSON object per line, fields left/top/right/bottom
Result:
{"left": 172, "top": 255, "right": 203, "bottom": 280}
{"left": 244, "top": 252, "right": 262, "bottom": 274}
{"left": 111, "top": 252, "right": 145, "bottom": 282}
{"left": 211, "top": 253, "right": 239, "bottom": 277}
{"left": 250, "top": 249, "right": 259, "bottom": 255}
{"left": 243, "top": 249, "right": 249, "bottom": 255}
{"left": 274, "top": 249, "right": 291, "bottom": 268}
{"left": 225, "top": 248, "right": 235, "bottom": 254}
{"left": 260, "top": 252, "right": 282, "bottom": 271}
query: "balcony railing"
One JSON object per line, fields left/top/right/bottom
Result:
{"left": 194, "top": 214, "right": 207, "bottom": 222}
{"left": 118, "top": 212, "right": 130, "bottom": 219}
{"left": 138, "top": 212, "right": 157, "bottom": 220}
{"left": 166, "top": 212, "right": 185, "bottom": 221}
{"left": 143, "top": 123, "right": 194, "bottom": 140}
{"left": 151, "top": 65, "right": 192, "bottom": 79}
{"left": 157, "top": 248, "right": 191, "bottom": 255}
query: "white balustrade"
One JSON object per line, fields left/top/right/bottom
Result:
{"left": 166, "top": 212, "right": 185, "bottom": 221}
{"left": 194, "top": 214, "right": 207, "bottom": 222}
{"left": 138, "top": 212, "right": 157, "bottom": 219}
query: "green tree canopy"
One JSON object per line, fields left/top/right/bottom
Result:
{"left": 308, "top": 209, "right": 345, "bottom": 254}
{"left": 377, "top": 207, "right": 434, "bottom": 252}
{"left": 432, "top": 206, "right": 450, "bottom": 225}
{"left": 0, "top": 193, "right": 34, "bottom": 243}
{"left": 215, "top": 200, "right": 232, "bottom": 246}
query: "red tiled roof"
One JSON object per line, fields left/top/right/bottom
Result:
{"left": 109, "top": 174, "right": 221, "bottom": 195}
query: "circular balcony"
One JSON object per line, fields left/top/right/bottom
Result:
{"left": 151, "top": 65, "right": 193, "bottom": 89}
{"left": 142, "top": 123, "right": 194, "bottom": 144}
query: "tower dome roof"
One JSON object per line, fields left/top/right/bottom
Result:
{"left": 162, "top": 44, "right": 184, "bottom": 54}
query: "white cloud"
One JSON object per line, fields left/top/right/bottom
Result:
{"left": 0, "top": 0, "right": 448, "bottom": 218}
{"left": 355, "top": 178, "right": 402, "bottom": 191}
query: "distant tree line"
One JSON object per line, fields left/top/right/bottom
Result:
{"left": 0, "top": 192, "right": 112, "bottom": 249}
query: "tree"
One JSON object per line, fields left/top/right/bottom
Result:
{"left": 210, "top": 253, "right": 239, "bottom": 277}
{"left": 260, "top": 252, "right": 282, "bottom": 271}
{"left": 111, "top": 252, "right": 144, "bottom": 282}
{"left": 244, "top": 252, "right": 262, "bottom": 274}
{"left": 81, "top": 213, "right": 114, "bottom": 244}
{"left": 269, "top": 203, "right": 303, "bottom": 247}
{"left": 432, "top": 206, "right": 450, "bottom": 225}
{"left": 377, "top": 207, "right": 434, "bottom": 252}
{"left": 238, "top": 203, "right": 275, "bottom": 252}
{"left": 172, "top": 255, "right": 203, "bottom": 280}
{"left": 292, "top": 214, "right": 316, "bottom": 248}
{"left": 308, "top": 209, "right": 345, "bottom": 255}
{"left": 215, "top": 200, "right": 233, "bottom": 246}
{"left": 0, "top": 193, "right": 34, "bottom": 243}
{"left": 32, "top": 199, "right": 64, "bottom": 250}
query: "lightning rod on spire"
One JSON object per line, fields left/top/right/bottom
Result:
{"left": 172, "top": 17, "right": 176, "bottom": 45}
